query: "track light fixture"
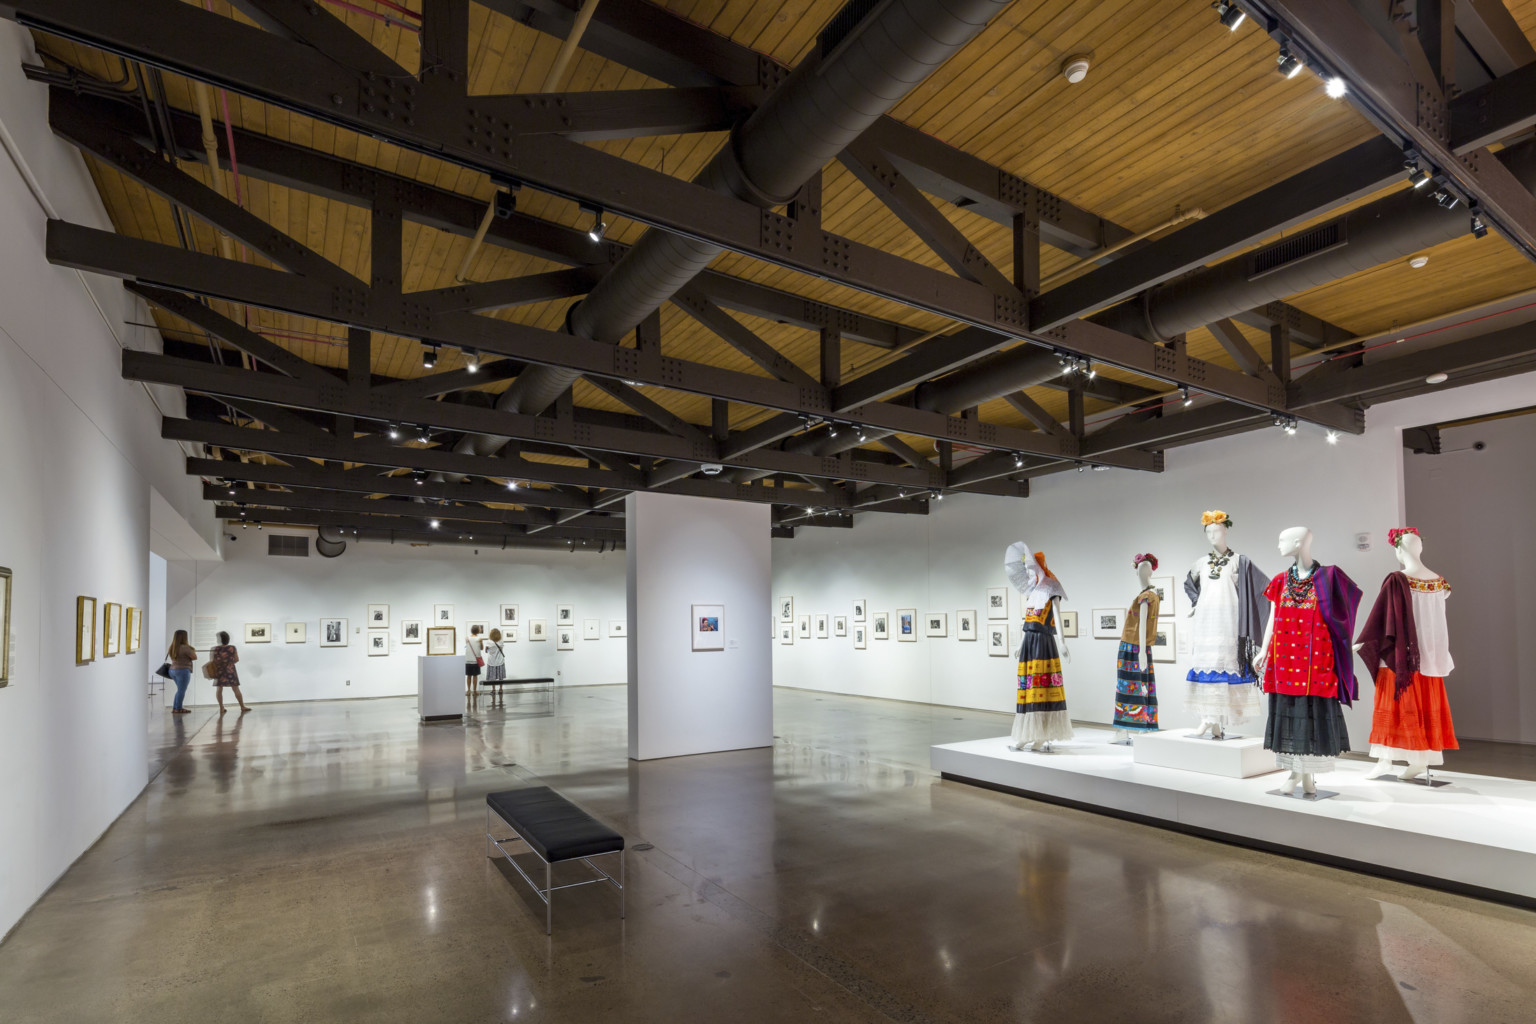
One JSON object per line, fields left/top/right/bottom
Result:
{"left": 1324, "top": 76, "right": 1346, "bottom": 99}
{"left": 1275, "top": 43, "right": 1304, "bottom": 79}
{"left": 506, "top": 479, "right": 519, "bottom": 491}
{"left": 1403, "top": 155, "right": 1432, "bottom": 189}
{"left": 932, "top": 491, "right": 944, "bottom": 501}
{"left": 1433, "top": 189, "right": 1459, "bottom": 210}
{"left": 1326, "top": 430, "right": 1339, "bottom": 445}
{"left": 582, "top": 204, "right": 608, "bottom": 242}
{"left": 466, "top": 351, "right": 479, "bottom": 373}
{"left": 1470, "top": 212, "right": 1488, "bottom": 238}
{"left": 1181, "top": 387, "right": 1193, "bottom": 407}
{"left": 856, "top": 428, "right": 867, "bottom": 442}
{"left": 429, "top": 519, "right": 440, "bottom": 529}
{"left": 386, "top": 423, "right": 401, "bottom": 440}
{"left": 413, "top": 470, "right": 426, "bottom": 485}
{"left": 1013, "top": 453, "right": 1025, "bottom": 468}
{"left": 423, "top": 345, "right": 438, "bottom": 369}
{"left": 828, "top": 423, "right": 839, "bottom": 437}
{"left": 417, "top": 425, "right": 432, "bottom": 445}
{"left": 1213, "top": 0, "right": 1245, "bottom": 31}
{"left": 1092, "top": 464, "right": 1108, "bottom": 471}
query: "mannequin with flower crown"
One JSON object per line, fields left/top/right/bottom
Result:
{"left": 1354, "top": 527, "right": 1459, "bottom": 781}
{"left": 1112, "top": 554, "right": 1162, "bottom": 740}
{"left": 1183, "top": 511, "right": 1271, "bottom": 738}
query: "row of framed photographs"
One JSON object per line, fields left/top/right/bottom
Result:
{"left": 237, "top": 616, "right": 626, "bottom": 651}
{"left": 75, "top": 595, "right": 143, "bottom": 665}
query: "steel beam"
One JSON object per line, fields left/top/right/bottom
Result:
{"left": 204, "top": 482, "right": 613, "bottom": 529}
{"left": 443, "top": 86, "right": 753, "bottom": 141}
{"left": 1452, "top": 0, "right": 1536, "bottom": 76}
{"left": 1449, "top": 61, "right": 1536, "bottom": 152}
{"left": 215, "top": 504, "right": 622, "bottom": 542}
{"left": 1209, "top": 319, "right": 1278, "bottom": 381}
{"left": 1291, "top": 319, "right": 1536, "bottom": 405}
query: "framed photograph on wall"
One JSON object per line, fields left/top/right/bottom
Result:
{"left": 367, "top": 630, "right": 389, "bottom": 656}
{"left": 987, "top": 624, "right": 1009, "bottom": 656}
{"left": 103, "top": 602, "right": 122, "bottom": 657}
{"left": 777, "top": 596, "right": 794, "bottom": 623}
{"left": 503, "top": 628, "right": 520, "bottom": 643}
{"left": 465, "top": 619, "right": 490, "bottom": 642}
{"left": 0, "top": 567, "right": 10, "bottom": 685}
{"left": 796, "top": 614, "right": 810, "bottom": 639}
{"left": 556, "top": 628, "right": 575, "bottom": 650}
{"left": 1149, "top": 576, "right": 1177, "bottom": 615}
{"left": 529, "top": 619, "right": 548, "bottom": 641}
{"left": 833, "top": 616, "right": 847, "bottom": 637}
{"left": 692, "top": 604, "right": 724, "bottom": 651}
{"left": 814, "top": 614, "right": 829, "bottom": 639}
{"left": 853, "top": 624, "right": 867, "bottom": 649}
{"left": 1151, "top": 620, "right": 1176, "bottom": 663}
{"left": 871, "top": 611, "right": 889, "bottom": 641}
{"left": 924, "top": 612, "right": 948, "bottom": 638}
{"left": 610, "top": 620, "right": 627, "bottom": 638}
{"left": 498, "top": 604, "right": 519, "bottom": 627}
{"left": 556, "top": 604, "right": 574, "bottom": 626}
{"left": 400, "top": 620, "right": 421, "bottom": 644}
{"left": 320, "top": 617, "right": 348, "bottom": 647}
{"left": 76, "top": 596, "right": 96, "bottom": 664}
{"left": 426, "top": 626, "right": 456, "bottom": 655}
{"left": 1091, "top": 608, "right": 1123, "bottom": 639}
{"left": 896, "top": 609, "right": 917, "bottom": 642}
{"left": 433, "top": 604, "right": 454, "bottom": 626}
{"left": 583, "top": 618, "right": 600, "bottom": 640}
{"left": 986, "top": 587, "right": 1009, "bottom": 619}
{"left": 125, "top": 606, "right": 141, "bottom": 654}
{"left": 1059, "top": 609, "right": 1079, "bottom": 639}
{"left": 956, "top": 610, "right": 977, "bottom": 641}
{"left": 244, "top": 623, "right": 271, "bottom": 644}
{"left": 286, "top": 622, "right": 307, "bottom": 643}
{"left": 779, "top": 622, "right": 794, "bottom": 645}
{"left": 367, "top": 603, "right": 389, "bottom": 628}
{"left": 852, "top": 599, "right": 866, "bottom": 622}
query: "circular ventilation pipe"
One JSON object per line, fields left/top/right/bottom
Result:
{"left": 1061, "top": 54, "right": 1091, "bottom": 84}
{"left": 315, "top": 526, "right": 348, "bottom": 558}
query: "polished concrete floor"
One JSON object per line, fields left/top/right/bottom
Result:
{"left": 3, "top": 688, "right": 1535, "bottom": 1023}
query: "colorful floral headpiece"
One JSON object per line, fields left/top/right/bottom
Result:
{"left": 1200, "top": 510, "right": 1233, "bottom": 528}
{"left": 1388, "top": 527, "right": 1420, "bottom": 548}
{"left": 1133, "top": 553, "right": 1158, "bottom": 570}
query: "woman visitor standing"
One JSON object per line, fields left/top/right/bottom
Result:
{"left": 167, "top": 629, "right": 196, "bottom": 714}
{"left": 210, "top": 631, "right": 251, "bottom": 713}
{"left": 464, "top": 624, "right": 484, "bottom": 699}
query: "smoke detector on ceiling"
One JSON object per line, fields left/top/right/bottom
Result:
{"left": 1408, "top": 254, "right": 1429, "bottom": 269}
{"left": 700, "top": 463, "right": 725, "bottom": 476}
{"left": 1061, "top": 54, "right": 1091, "bottom": 84}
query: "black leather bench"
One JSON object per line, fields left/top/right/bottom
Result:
{"left": 479, "top": 675, "right": 555, "bottom": 705}
{"left": 485, "top": 787, "right": 625, "bottom": 933}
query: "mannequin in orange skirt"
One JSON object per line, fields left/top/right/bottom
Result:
{"left": 1355, "top": 527, "right": 1458, "bottom": 781}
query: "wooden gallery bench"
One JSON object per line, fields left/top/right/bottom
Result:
{"left": 485, "top": 787, "right": 625, "bottom": 934}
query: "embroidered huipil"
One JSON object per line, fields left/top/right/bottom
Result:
{"left": 1261, "top": 573, "right": 1339, "bottom": 698}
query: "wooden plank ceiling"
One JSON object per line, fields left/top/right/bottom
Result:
{"left": 29, "top": 0, "right": 1536, "bottom": 470}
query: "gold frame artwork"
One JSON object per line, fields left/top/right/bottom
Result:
{"left": 103, "top": 602, "right": 122, "bottom": 657}
{"left": 76, "top": 595, "right": 97, "bottom": 664}
{"left": 0, "top": 566, "right": 11, "bottom": 686}
{"left": 125, "top": 606, "right": 141, "bottom": 654}
{"left": 426, "top": 626, "right": 456, "bottom": 656}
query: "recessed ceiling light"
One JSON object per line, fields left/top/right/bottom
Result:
{"left": 1408, "top": 254, "right": 1429, "bottom": 269}
{"left": 1425, "top": 372, "right": 1449, "bottom": 384}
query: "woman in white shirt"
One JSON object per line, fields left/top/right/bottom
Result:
{"left": 484, "top": 628, "right": 507, "bottom": 685}
{"left": 464, "top": 624, "right": 483, "bottom": 699}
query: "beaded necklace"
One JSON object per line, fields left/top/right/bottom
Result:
{"left": 1284, "top": 561, "right": 1319, "bottom": 604}
{"left": 1206, "top": 549, "right": 1233, "bottom": 580}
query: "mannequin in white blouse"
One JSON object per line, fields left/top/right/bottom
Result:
{"left": 1364, "top": 531, "right": 1446, "bottom": 780}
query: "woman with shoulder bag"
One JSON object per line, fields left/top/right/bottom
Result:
{"left": 464, "top": 624, "right": 484, "bottom": 699}
{"left": 209, "top": 631, "right": 250, "bottom": 713}
{"left": 167, "top": 630, "right": 196, "bottom": 714}
{"left": 484, "top": 628, "right": 507, "bottom": 696}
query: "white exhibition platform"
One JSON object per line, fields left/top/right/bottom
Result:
{"left": 932, "top": 726, "right": 1536, "bottom": 904}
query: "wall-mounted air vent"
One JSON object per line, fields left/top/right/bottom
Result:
{"left": 1249, "top": 221, "right": 1346, "bottom": 281}
{"left": 267, "top": 535, "right": 309, "bottom": 557}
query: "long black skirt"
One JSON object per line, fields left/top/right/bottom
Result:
{"left": 1264, "top": 693, "right": 1349, "bottom": 757}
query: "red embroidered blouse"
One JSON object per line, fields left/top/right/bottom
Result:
{"left": 1261, "top": 572, "right": 1339, "bottom": 698}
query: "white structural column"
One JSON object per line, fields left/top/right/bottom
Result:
{"left": 626, "top": 493, "right": 772, "bottom": 760}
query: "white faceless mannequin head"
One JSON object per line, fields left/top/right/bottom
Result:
{"left": 1136, "top": 559, "right": 1154, "bottom": 586}
{"left": 1204, "top": 522, "right": 1230, "bottom": 554}
{"left": 1392, "top": 530, "right": 1434, "bottom": 578}
{"left": 1277, "top": 526, "right": 1313, "bottom": 568}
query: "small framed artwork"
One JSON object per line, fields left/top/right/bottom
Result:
{"left": 1152, "top": 620, "right": 1176, "bottom": 663}
{"left": 852, "top": 599, "right": 866, "bottom": 623}
{"left": 610, "top": 620, "right": 627, "bottom": 638}
{"left": 244, "top": 623, "right": 271, "bottom": 644}
{"left": 1059, "top": 609, "right": 1079, "bottom": 639}
{"left": 76, "top": 596, "right": 96, "bottom": 664}
{"left": 321, "top": 617, "right": 348, "bottom": 647}
{"left": 987, "top": 625, "right": 1009, "bottom": 657}
{"left": 498, "top": 604, "right": 519, "bottom": 627}
{"left": 0, "top": 566, "right": 9, "bottom": 685}
{"left": 814, "top": 614, "right": 829, "bottom": 639}
{"left": 872, "top": 611, "right": 889, "bottom": 640}
{"left": 779, "top": 622, "right": 794, "bottom": 645}
{"left": 796, "top": 614, "right": 810, "bottom": 639}
{"left": 367, "top": 630, "right": 389, "bottom": 656}
{"left": 367, "top": 603, "right": 389, "bottom": 628}
{"left": 556, "top": 604, "right": 574, "bottom": 625}
{"left": 692, "top": 604, "right": 724, "bottom": 651}
{"left": 556, "top": 628, "right": 575, "bottom": 650}
{"left": 1149, "top": 576, "right": 1176, "bottom": 614}
{"left": 103, "top": 602, "right": 122, "bottom": 657}
{"left": 833, "top": 616, "right": 847, "bottom": 637}
{"left": 503, "top": 628, "right": 520, "bottom": 643}
{"left": 853, "top": 624, "right": 867, "bottom": 649}
{"left": 529, "top": 619, "right": 548, "bottom": 641}
{"left": 896, "top": 609, "right": 917, "bottom": 642}
{"left": 426, "top": 626, "right": 456, "bottom": 655}
{"left": 1091, "top": 608, "right": 1123, "bottom": 639}
{"left": 986, "top": 587, "right": 1009, "bottom": 619}
{"left": 465, "top": 619, "right": 490, "bottom": 642}
{"left": 777, "top": 596, "right": 794, "bottom": 623}
{"left": 925, "top": 612, "right": 948, "bottom": 638}
{"left": 400, "top": 619, "right": 422, "bottom": 644}
{"left": 956, "top": 610, "right": 977, "bottom": 641}
{"left": 125, "top": 606, "right": 141, "bottom": 654}
{"left": 286, "top": 622, "right": 307, "bottom": 643}
{"left": 433, "top": 604, "right": 454, "bottom": 626}
{"left": 583, "top": 618, "right": 600, "bottom": 640}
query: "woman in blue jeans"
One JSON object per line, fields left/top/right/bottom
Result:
{"left": 167, "top": 629, "right": 196, "bottom": 714}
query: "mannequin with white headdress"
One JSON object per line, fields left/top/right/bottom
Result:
{"left": 1004, "top": 541, "right": 1073, "bottom": 751}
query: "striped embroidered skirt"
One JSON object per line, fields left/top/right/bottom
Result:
{"left": 1113, "top": 642, "right": 1158, "bottom": 731}
{"left": 1012, "top": 622, "right": 1072, "bottom": 745}
{"left": 1368, "top": 667, "right": 1458, "bottom": 764}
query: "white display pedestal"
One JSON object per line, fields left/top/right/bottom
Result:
{"left": 417, "top": 656, "right": 462, "bottom": 722}
{"left": 1133, "top": 729, "right": 1279, "bottom": 779}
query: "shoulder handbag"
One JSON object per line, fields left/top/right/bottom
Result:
{"left": 155, "top": 662, "right": 172, "bottom": 680}
{"left": 202, "top": 659, "right": 219, "bottom": 680}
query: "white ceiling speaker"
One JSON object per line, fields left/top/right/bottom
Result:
{"left": 700, "top": 463, "right": 725, "bottom": 476}
{"left": 1425, "top": 372, "right": 1449, "bottom": 384}
{"left": 1061, "top": 54, "right": 1091, "bottom": 84}
{"left": 1408, "top": 254, "right": 1429, "bottom": 269}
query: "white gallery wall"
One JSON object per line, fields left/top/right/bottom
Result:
{"left": 0, "top": 24, "right": 220, "bottom": 939}
{"left": 1406, "top": 413, "right": 1536, "bottom": 743}
{"left": 165, "top": 530, "right": 628, "bottom": 705}
{"left": 772, "top": 372, "right": 1536, "bottom": 750}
